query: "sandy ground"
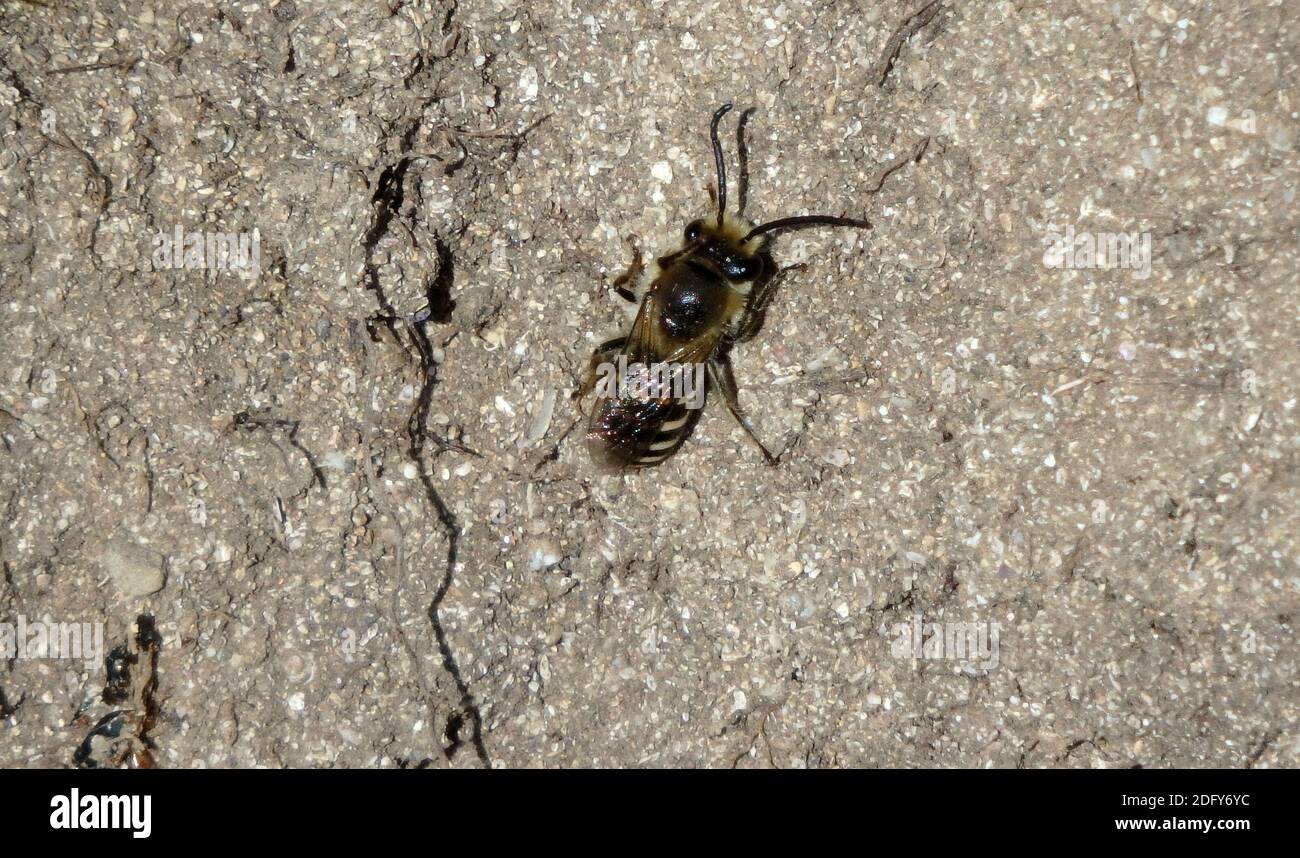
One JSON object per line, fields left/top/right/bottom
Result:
{"left": 0, "top": 0, "right": 1297, "bottom": 768}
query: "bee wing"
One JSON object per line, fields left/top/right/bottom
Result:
{"left": 620, "top": 296, "right": 661, "bottom": 365}
{"left": 586, "top": 292, "right": 718, "bottom": 471}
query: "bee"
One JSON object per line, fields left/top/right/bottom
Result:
{"left": 576, "top": 103, "right": 872, "bottom": 470}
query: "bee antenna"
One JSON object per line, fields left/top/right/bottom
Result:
{"left": 710, "top": 103, "right": 733, "bottom": 229}
{"left": 744, "top": 214, "right": 872, "bottom": 241}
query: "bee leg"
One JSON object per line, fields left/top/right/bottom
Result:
{"left": 611, "top": 235, "right": 644, "bottom": 308}
{"left": 732, "top": 263, "right": 807, "bottom": 343}
{"left": 707, "top": 355, "right": 779, "bottom": 466}
{"left": 572, "top": 335, "right": 627, "bottom": 408}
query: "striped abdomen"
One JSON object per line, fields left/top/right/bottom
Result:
{"left": 585, "top": 392, "right": 702, "bottom": 470}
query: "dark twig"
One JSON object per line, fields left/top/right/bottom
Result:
{"left": 42, "top": 128, "right": 111, "bottom": 267}
{"left": 866, "top": 136, "right": 930, "bottom": 193}
{"left": 876, "top": 1, "right": 945, "bottom": 87}
{"left": 1128, "top": 43, "right": 1144, "bottom": 105}
{"left": 230, "top": 410, "right": 327, "bottom": 490}
{"left": 49, "top": 54, "right": 141, "bottom": 75}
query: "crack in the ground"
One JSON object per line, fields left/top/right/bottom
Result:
{"left": 407, "top": 294, "right": 490, "bottom": 767}
{"left": 0, "top": 685, "right": 24, "bottom": 720}
{"left": 359, "top": 107, "right": 489, "bottom": 766}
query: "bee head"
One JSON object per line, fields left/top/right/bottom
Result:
{"left": 683, "top": 218, "right": 764, "bottom": 282}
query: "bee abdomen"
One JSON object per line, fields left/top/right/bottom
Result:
{"left": 585, "top": 396, "right": 701, "bottom": 469}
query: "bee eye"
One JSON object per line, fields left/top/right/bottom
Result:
{"left": 725, "top": 256, "right": 760, "bottom": 280}
{"left": 684, "top": 220, "right": 703, "bottom": 243}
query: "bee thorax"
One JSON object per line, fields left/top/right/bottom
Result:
{"left": 658, "top": 264, "right": 734, "bottom": 340}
